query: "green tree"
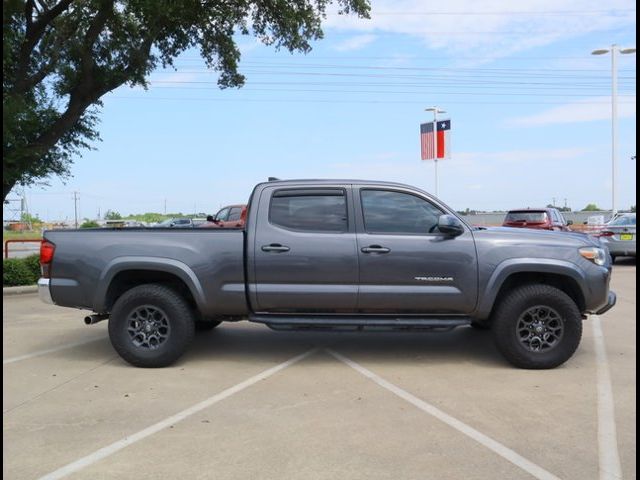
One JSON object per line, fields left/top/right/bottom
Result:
{"left": 3, "top": 0, "right": 370, "bottom": 201}
{"left": 80, "top": 219, "right": 99, "bottom": 228}
{"left": 104, "top": 209, "right": 121, "bottom": 220}
{"left": 20, "top": 212, "right": 42, "bottom": 224}
{"left": 631, "top": 205, "right": 636, "bottom": 213}
{"left": 581, "top": 203, "right": 601, "bottom": 212}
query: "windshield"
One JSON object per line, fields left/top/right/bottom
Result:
{"left": 504, "top": 212, "right": 548, "bottom": 223}
{"left": 609, "top": 215, "right": 636, "bottom": 226}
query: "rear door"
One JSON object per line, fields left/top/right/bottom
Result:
{"left": 354, "top": 187, "right": 478, "bottom": 314}
{"left": 251, "top": 185, "right": 359, "bottom": 312}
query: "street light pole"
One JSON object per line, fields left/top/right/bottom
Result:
{"left": 592, "top": 45, "right": 636, "bottom": 216}
{"left": 612, "top": 47, "right": 618, "bottom": 215}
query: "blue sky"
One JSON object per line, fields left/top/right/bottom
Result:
{"left": 6, "top": 0, "right": 637, "bottom": 222}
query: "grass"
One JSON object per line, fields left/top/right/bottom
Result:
{"left": 3, "top": 230, "right": 43, "bottom": 242}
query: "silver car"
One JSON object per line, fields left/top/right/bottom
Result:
{"left": 599, "top": 213, "right": 636, "bottom": 262}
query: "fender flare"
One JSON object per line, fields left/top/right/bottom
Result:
{"left": 93, "top": 256, "right": 206, "bottom": 312}
{"left": 476, "top": 258, "right": 588, "bottom": 318}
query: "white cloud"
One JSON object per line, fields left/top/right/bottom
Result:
{"left": 508, "top": 96, "right": 637, "bottom": 126}
{"left": 324, "top": 0, "right": 636, "bottom": 60}
{"left": 332, "top": 34, "right": 377, "bottom": 51}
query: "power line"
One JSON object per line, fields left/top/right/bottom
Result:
{"left": 109, "top": 95, "right": 636, "bottom": 105}
{"left": 143, "top": 85, "right": 636, "bottom": 97}
{"left": 328, "top": 9, "right": 636, "bottom": 16}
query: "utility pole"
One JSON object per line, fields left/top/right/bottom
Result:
{"left": 73, "top": 191, "right": 79, "bottom": 228}
{"left": 564, "top": 198, "right": 568, "bottom": 210}
{"left": 552, "top": 197, "right": 556, "bottom": 207}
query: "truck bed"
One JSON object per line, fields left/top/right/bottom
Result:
{"left": 44, "top": 228, "right": 247, "bottom": 316}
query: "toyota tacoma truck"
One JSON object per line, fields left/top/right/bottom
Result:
{"left": 37, "top": 180, "right": 616, "bottom": 369}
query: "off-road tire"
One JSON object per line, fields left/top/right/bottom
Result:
{"left": 109, "top": 284, "right": 196, "bottom": 367}
{"left": 492, "top": 284, "right": 582, "bottom": 369}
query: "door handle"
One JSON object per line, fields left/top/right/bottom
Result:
{"left": 361, "top": 245, "right": 391, "bottom": 254}
{"left": 261, "top": 243, "right": 290, "bottom": 253}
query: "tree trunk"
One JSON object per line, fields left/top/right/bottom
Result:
{"left": 3, "top": 179, "right": 18, "bottom": 203}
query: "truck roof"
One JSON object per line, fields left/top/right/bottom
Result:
{"left": 258, "top": 179, "right": 423, "bottom": 190}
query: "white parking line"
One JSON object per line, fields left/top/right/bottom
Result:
{"left": 327, "top": 348, "right": 561, "bottom": 480}
{"left": 37, "top": 348, "right": 318, "bottom": 480}
{"left": 3, "top": 337, "right": 106, "bottom": 365}
{"left": 592, "top": 315, "right": 622, "bottom": 480}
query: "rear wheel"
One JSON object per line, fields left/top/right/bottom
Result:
{"left": 109, "top": 284, "right": 196, "bottom": 367}
{"left": 492, "top": 284, "right": 582, "bottom": 369}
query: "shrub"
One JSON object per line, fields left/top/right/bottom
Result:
{"left": 3, "top": 255, "right": 41, "bottom": 286}
{"left": 80, "top": 220, "right": 100, "bottom": 228}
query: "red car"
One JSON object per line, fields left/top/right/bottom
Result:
{"left": 503, "top": 208, "right": 573, "bottom": 231}
{"left": 200, "top": 204, "right": 247, "bottom": 228}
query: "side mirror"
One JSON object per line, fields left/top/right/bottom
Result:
{"left": 437, "top": 214, "right": 465, "bottom": 237}
{"left": 566, "top": 220, "right": 574, "bottom": 226}
{"left": 206, "top": 215, "right": 214, "bottom": 222}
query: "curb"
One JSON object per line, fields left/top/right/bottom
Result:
{"left": 3, "top": 285, "right": 38, "bottom": 296}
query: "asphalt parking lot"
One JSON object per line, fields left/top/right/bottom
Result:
{"left": 3, "top": 260, "right": 636, "bottom": 480}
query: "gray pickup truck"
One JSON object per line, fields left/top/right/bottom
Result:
{"left": 38, "top": 180, "right": 616, "bottom": 369}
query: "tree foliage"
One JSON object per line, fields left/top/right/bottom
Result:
{"left": 581, "top": 203, "right": 601, "bottom": 212}
{"left": 3, "top": 0, "right": 370, "bottom": 200}
{"left": 104, "top": 209, "right": 121, "bottom": 220}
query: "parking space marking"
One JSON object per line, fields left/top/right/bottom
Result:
{"left": 3, "top": 337, "right": 106, "bottom": 365}
{"left": 592, "top": 315, "right": 622, "bottom": 480}
{"left": 327, "top": 348, "right": 560, "bottom": 480}
{"left": 37, "top": 348, "right": 318, "bottom": 480}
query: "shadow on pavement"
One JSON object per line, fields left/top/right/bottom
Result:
{"left": 613, "top": 257, "right": 636, "bottom": 267}
{"left": 182, "top": 323, "right": 506, "bottom": 369}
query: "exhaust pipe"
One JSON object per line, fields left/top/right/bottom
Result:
{"left": 84, "top": 314, "right": 109, "bottom": 325}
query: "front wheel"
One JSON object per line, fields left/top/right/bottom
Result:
{"left": 492, "top": 284, "right": 582, "bottom": 369}
{"left": 109, "top": 284, "right": 196, "bottom": 367}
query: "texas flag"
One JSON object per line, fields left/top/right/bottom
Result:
{"left": 436, "top": 119, "right": 451, "bottom": 159}
{"left": 420, "top": 119, "right": 451, "bottom": 160}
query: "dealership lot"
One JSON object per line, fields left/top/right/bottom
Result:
{"left": 3, "top": 260, "right": 636, "bottom": 480}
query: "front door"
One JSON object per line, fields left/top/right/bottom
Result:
{"left": 355, "top": 188, "right": 478, "bottom": 314}
{"left": 252, "top": 185, "right": 359, "bottom": 313}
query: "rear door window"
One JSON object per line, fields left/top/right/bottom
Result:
{"left": 228, "top": 207, "right": 242, "bottom": 222}
{"left": 270, "top": 189, "right": 348, "bottom": 232}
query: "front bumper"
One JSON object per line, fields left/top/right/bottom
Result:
{"left": 595, "top": 291, "right": 617, "bottom": 315}
{"left": 37, "top": 278, "right": 54, "bottom": 304}
{"left": 601, "top": 238, "right": 636, "bottom": 256}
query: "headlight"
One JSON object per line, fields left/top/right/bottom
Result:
{"left": 579, "top": 247, "right": 607, "bottom": 266}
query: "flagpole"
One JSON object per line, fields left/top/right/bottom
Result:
{"left": 433, "top": 114, "right": 438, "bottom": 197}
{"left": 425, "top": 106, "right": 444, "bottom": 196}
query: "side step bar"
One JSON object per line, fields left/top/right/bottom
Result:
{"left": 249, "top": 315, "right": 472, "bottom": 332}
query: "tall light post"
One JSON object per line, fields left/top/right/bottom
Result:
{"left": 425, "top": 106, "right": 446, "bottom": 196}
{"left": 591, "top": 45, "right": 636, "bottom": 215}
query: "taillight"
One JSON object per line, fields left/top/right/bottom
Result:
{"left": 596, "top": 231, "right": 614, "bottom": 237}
{"left": 40, "top": 240, "right": 55, "bottom": 278}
